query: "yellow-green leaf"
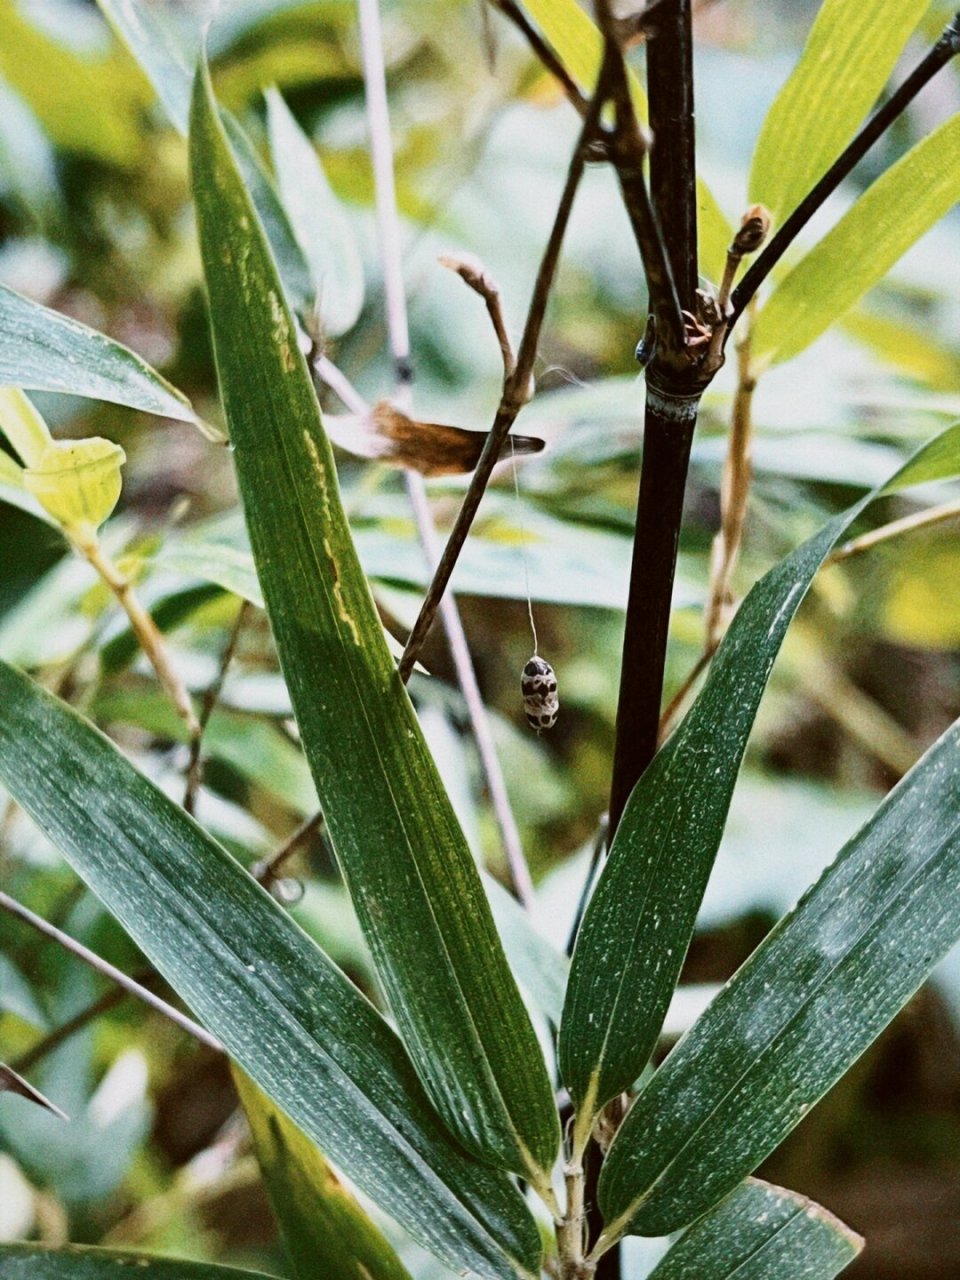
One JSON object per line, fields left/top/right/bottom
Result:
{"left": 750, "top": 0, "right": 929, "bottom": 223}
{"left": 753, "top": 110, "right": 960, "bottom": 366}
{"left": 235, "top": 1070, "right": 412, "bottom": 1280}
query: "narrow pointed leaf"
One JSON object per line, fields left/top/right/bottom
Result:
{"left": 189, "top": 61, "right": 559, "bottom": 1180}
{"left": 0, "top": 661, "right": 541, "bottom": 1280}
{"left": 600, "top": 712, "right": 960, "bottom": 1236}
{"left": 517, "top": 0, "right": 731, "bottom": 279}
{"left": 0, "top": 1246, "right": 278, "bottom": 1280}
{"left": 0, "top": 284, "right": 200, "bottom": 426}
{"left": 266, "top": 89, "right": 364, "bottom": 337}
{"left": 96, "top": 0, "right": 191, "bottom": 134}
{"left": 644, "top": 1179, "right": 862, "bottom": 1279}
{"left": 234, "top": 1069, "right": 413, "bottom": 1280}
{"left": 559, "top": 422, "right": 960, "bottom": 1117}
{"left": 753, "top": 110, "right": 960, "bottom": 366}
{"left": 750, "top": 0, "right": 928, "bottom": 223}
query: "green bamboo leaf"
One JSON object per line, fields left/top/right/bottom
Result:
{"left": 644, "top": 1179, "right": 862, "bottom": 1279}
{"left": 0, "top": 661, "right": 541, "bottom": 1280}
{"left": 96, "top": 0, "right": 191, "bottom": 134}
{"left": 0, "top": 285, "right": 201, "bottom": 427}
{"left": 266, "top": 89, "right": 364, "bottom": 337}
{"left": 234, "top": 1069, "right": 413, "bottom": 1280}
{"left": 0, "top": 1246, "right": 278, "bottom": 1280}
{"left": 189, "top": 59, "right": 559, "bottom": 1181}
{"left": 516, "top": 0, "right": 731, "bottom": 280}
{"left": 558, "top": 422, "right": 960, "bottom": 1122}
{"left": 96, "top": 0, "right": 314, "bottom": 317}
{"left": 750, "top": 0, "right": 928, "bottom": 224}
{"left": 753, "top": 110, "right": 960, "bottom": 366}
{"left": 483, "top": 872, "right": 568, "bottom": 1027}
{"left": 600, "top": 709, "right": 960, "bottom": 1237}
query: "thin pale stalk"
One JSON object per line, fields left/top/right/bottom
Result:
{"left": 355, "top": 0, "right": 535, "bottom": 906}
{"left": 79, "top": 537, "right": 199, "bottom": 736}
{"left": 0, "top": 891, "right": 221, "bottom": 1052}
{"left": 704, "top": 305, "right": 757, "bottom": 650}
{"left": 828, "top": 497, "right": 960, "bottom": 563}
{"left": 357, "top": 0, "right": 412, "bottom": 391}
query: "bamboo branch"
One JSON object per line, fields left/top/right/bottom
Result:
{"left": 606, "top": 0, "right": 702, "bottom": 839}
{"left": 398, "top": 60, "right": 611, "bottom": 681}
{"left": 599, "top": 9, "right": 701, "bottom": 1272}
{"left": 597, "top": 24, "right": 686, "bottom": 355}
{"left": 728, "top": 11, "right": 960, "bottom": 327}
{"left": 252, "top": 810, "right": 326, "bottom": 891}
{"left": 487, "top": 0, "right": 589, "bottom": 117}
{"left": 0, "top": 891, "right": 221, "bottom": 1053}
{"left": 184, "top": 599, "right": 250, "bottom": 815}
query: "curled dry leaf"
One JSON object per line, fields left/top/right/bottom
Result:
{"left": 325, "top": 399, "right": 545, "bottom": 477}
{"left": 0, "top": 1063, "right": 68, "bottom": 1121}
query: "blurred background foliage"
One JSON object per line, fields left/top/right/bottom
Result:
{"left": 0, "top": 1, "right": 959, "bottom": 1277}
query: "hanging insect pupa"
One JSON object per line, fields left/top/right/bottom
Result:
{"left": 521, "top": 655, "right": 559, "bottom": 733}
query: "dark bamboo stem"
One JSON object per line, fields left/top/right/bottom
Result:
{"left": 608, "top": 0, "right": 700, "bottom": 838}
{"left": 645, "top": 0, "right": 698, "bottom": 312}
{"left": 608, "top": 397, "right": 697, "bottom": 835}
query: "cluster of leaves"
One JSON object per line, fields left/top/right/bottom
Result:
{"left": 0, "top": 2, "right": 959, "bottom": 1279}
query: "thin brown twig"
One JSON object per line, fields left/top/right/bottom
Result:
{"left": 10, "top": 971, "right": 155, "bottom": 1075}
{"left": 398, "top": 63, "right": 612, "bottom": 681}
{"left": 0, "top": 891, "right": 221, "bottom": 1053}
{"left": 252, "top": 811, "right": 325, "bottom": 891}
{"left": 439, "top": 251, "right": 517, "bottom": 381}
{"left": 486, "top": 0, "right": 589, "bottom": 117}
{"left": 184, "top": 599, "right": 251, "bottom": 816}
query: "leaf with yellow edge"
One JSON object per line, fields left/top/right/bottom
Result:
{"left": 235, "top": 1069, "right": 413, "bottom": 1280}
